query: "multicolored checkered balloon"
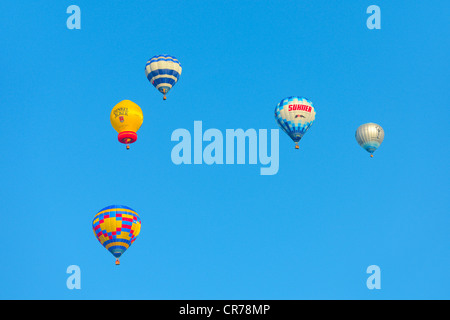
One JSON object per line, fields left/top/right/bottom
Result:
{"left": 92, "top": 205, "right": 142, "bottom": 265}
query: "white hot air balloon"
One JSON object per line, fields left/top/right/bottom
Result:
{"left": 355, "top": 123, "right": 384, "bottom": 157}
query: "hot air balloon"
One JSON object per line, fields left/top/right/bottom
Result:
{"left": 355, "top": 123, "right": 384, "bottom": 157}
{"left": 92, "top": 205, "right": 142, "bottom": 265}
{"left": 145, "top": 54, "right": 182, "bottom": 100}
{"left": 275, "top": 96, "right": 316, "bottom": 149}
{"left": 110, "top": 100, "right": 143, "bottom": 150}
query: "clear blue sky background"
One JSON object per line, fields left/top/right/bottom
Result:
{"left": 0, "top": 1, "right": 448, "bottom": 299}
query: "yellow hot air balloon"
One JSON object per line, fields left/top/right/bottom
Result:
{"left": 110, "top": 100, "right": 143, "bottom": 149}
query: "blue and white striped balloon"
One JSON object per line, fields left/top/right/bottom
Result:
{"left": 145, "top": 55, "right": 182, "bottom": 100}
{"left": 275, "top": 96, "right": 316, "bottom": 149}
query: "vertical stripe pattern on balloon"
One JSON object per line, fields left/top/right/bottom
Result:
{"left": 355, "top": 123, "right": 384, "bottom": 154}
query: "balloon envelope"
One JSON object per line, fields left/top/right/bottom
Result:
{"left": 145, "top": 54, "right": 182, "bottom": 99}
{"left": 355, "top": 123, "right": 384, "bottom": 154}
{"left": 275, "top": 96, "right": 316, "bottom": 148}
{"left": 110, "top": 100, "right": 143, "bottom": 146}
{"left": 92, "top": 205, "right": 142, "bottom": 260}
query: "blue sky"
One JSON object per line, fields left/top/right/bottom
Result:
{"left": 0, "top": 1, "right": 448, "bottom": 299}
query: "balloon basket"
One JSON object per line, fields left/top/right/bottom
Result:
{"left": 115, "top": 259, "right": 120, "bottom": 266}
